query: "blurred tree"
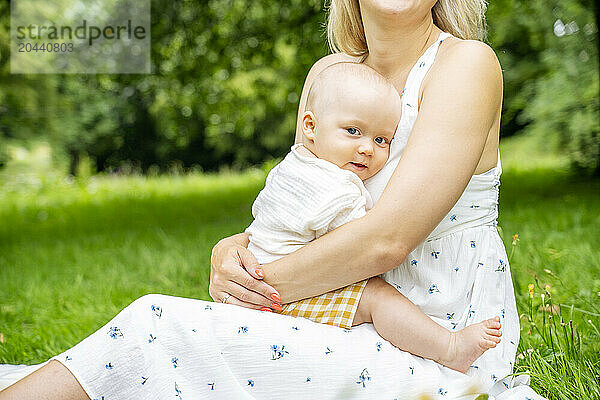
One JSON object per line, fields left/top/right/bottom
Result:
{"left": 521, "top": 1, "right": 599, "bottom": 174}
{"left": 0, "top": 0, "right": 327, "bottom": 172}
{"left": 0, "top": 0, "right": 598, "bottom": 175}
{"left": 488, "top": 0, "right": 599, "bottom": 174}
{"left": 144, "top": 0, "right": 327, "bottom": 168}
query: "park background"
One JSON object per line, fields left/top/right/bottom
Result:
{"left": 0, "top": 1, "right": 598, "bottom": 398}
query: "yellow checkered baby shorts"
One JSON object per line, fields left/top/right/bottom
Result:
{"left": 277, "top": 279, "right": 368, "bottom": 329}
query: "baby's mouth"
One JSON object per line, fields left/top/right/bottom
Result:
{"left": 349, "top": 162, "right": 367, "bottom": 170}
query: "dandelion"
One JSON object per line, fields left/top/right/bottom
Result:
{"left": 528, "top": 284, "right": 534, "bottom": 298}
{"left": 508, "top": 234, "right": 520, "bottom": 263}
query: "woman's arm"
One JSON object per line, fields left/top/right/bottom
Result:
{"left": 262, "top": 41, "right": 504, "bottom": 303}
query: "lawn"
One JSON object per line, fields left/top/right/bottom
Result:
{"left": 1, "top": 134, "right": 599, "bottom": 399}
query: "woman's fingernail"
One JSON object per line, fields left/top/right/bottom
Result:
{"left": 271, "top": 293, "right": 281, "bottom": 303}
{"left": 271, "top": 303, "right": 282, "bottom": 311}
{"left": 255, "top": 269, "right": 264, "bottom": 278}
{"left": 260, "top": 307, "right": 273, "bottom": 312}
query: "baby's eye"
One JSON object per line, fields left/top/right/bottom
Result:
{"left": 346, "top": 127, "right": 360, "bottom": 135}
{"left": 374, "top": 137, "right": 389, "bottom": 145}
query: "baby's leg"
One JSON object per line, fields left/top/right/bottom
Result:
{"left": 352, "top": 277, "right": 501, "bottom": 373}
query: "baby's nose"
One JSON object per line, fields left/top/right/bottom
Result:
{"left": 358, "top": 141, "right": 374, "bottom": 155}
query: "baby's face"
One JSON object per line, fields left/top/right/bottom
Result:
{"left": 309, "top": 82, "right": 401, "bottom": 181}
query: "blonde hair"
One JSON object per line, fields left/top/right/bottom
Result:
{"left": 326, "top": 0, "right": 488, "bottom": 56}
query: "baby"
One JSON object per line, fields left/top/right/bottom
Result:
{"left": 245, "top": 62, "right": 501, "bottom": 373}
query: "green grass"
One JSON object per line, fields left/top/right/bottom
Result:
{"left": 1, "top": 135, "right": 599, "bottom": 399}
{"left": 497, "top": 135, "right": 600, "bottom": 399}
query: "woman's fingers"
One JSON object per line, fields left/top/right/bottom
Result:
{"left": 209, "top": 245, "right": 281, "bottom": 309}
{"left": 238, "top": 247, "right": 264, "bottom": 280}
{"left": 231, "top": 247, "right": 281, "bottom": 303}
{"left": 226, "top": 280, "right": 280, "bottom": 309}
{"left": 219, "top": 293, "right": 276, "bottom": 312}
{"left": 226, "top": 263, "right": 280, "bottom": 307}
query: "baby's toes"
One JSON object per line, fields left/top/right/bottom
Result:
{"left": 479, "top": 337, "right": 496, "bottom": 349}
{"left": 484, "top": 317, "right": 501, "bottom": 329}
{"left": 480, "top": 337, "right": 499, "bottom": 349}
{"left": 486, "top": 328, "right": 502, "bottom": 337}
{"left": 484, "top": 333, "right": 502, "bottom": 344}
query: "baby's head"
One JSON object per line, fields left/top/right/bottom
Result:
{"left": 301, "top": 62, "right": 402, "bottom": 181}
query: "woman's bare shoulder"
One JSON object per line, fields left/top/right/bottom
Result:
{"left": 419, "top": 37, "right": 503, "bottom": 172}
{"left": 434, "top": 37, "right": 502, "bottom": 83}
{"left": 421, "top": 37, "right": 503, "bottom": 111}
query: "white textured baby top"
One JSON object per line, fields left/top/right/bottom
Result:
{"left": 245, "top": 143, "right": 373, "bottom": 264}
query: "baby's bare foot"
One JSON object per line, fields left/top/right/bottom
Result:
{"left": 438, "top": 316, "right": 502, "bottom": 373}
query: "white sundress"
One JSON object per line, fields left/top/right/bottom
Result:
{"left": 0, "top": 32, "right": 546, "bottom": 400}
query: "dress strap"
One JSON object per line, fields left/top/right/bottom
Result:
{"left": 401, "top": 31, "right": 452, "bottom": 109}
{"left": 393, "top": 31, "right": 453, "bottom": 152}
{"left": 496, "top": 148, "right": 503, "bottom": 175}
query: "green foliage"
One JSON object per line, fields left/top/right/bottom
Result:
{"left": 0, "top": 1, "right": 598, "bottom": 174}
{"left": 0, "top": 0, "right": 327, "bottom": 172}
{"left": 488, "top": 0, "right": 599, "bottom": 174}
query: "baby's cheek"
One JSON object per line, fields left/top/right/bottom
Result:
{"left": 375, "top": 153, "right": 389, "bottom": 171}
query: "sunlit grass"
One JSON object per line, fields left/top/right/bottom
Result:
{"left": 0, "top": 135, "right": 598, "bottom": 399}
{"left": 0, "top": 169, "right": 265, "bottom": 363}
{"left": 499, "top": 134, "right": 600, "bottom": 399}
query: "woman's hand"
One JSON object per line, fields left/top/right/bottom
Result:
{"left": 209, "top": 233, "right": 282, "bottom": 311}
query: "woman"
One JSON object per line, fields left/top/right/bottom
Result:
{"left": 1, "top": 1, "right": 544, "bottom": 399}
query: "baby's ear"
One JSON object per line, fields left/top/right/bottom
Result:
{"left": 302, "top": 111, "right": 317, "bottom": 142}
